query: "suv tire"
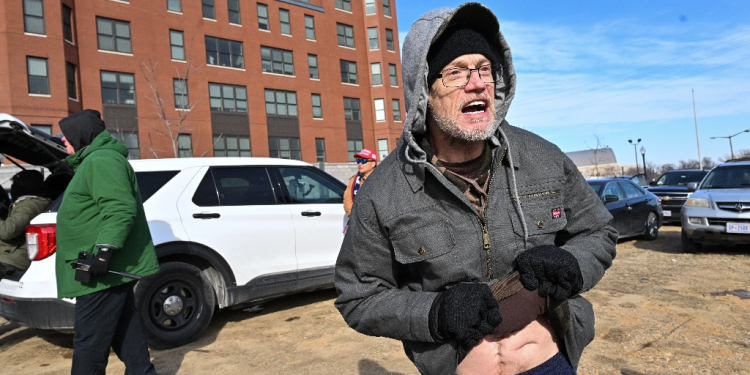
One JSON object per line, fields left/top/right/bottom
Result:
{"left": 135, "top": 262, "right": 215, "bottom": 349}
{"left": 681, "top": 230, "right": 702, "bottom": 254}
{"left": 641, "top": 212, "right": 659, "bottom": 241}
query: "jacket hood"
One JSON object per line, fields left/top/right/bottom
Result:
{"left": 65, "top": 131, "right": 129, "bottom": 170}
{"left": 401, "top": 3, "right": 516, "bottom": 153}
{"left": 59, "top": 109, "right": 107, "bottom": 152}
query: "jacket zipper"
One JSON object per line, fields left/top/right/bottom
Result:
{"left": 479, "top": 147, "right": 507, "bottom": 281}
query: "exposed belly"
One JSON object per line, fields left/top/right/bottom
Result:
{"left": 456, "top": 315, "right": 561, "bottom": 375}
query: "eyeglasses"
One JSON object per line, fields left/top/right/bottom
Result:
{"left": 437, "top": 64, "right": 499, "bottom": 88}
{"left": 356, "top": 158, "right": 371, "bottom": 164}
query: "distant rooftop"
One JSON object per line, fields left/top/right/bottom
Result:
{"left": 566, "top": 148, "right": 618, "bottom": 167}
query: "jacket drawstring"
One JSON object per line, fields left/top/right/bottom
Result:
{"left": 498, "top": 126, "right": 528, "bottom": 247}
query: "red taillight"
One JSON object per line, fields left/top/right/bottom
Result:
{"left": 26, "top": 224, "right": 57, "bottom": 261}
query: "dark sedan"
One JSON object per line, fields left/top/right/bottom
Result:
{"left": 587, "top": 178, "right": 663, "bottom": 240}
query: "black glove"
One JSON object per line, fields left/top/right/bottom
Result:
{"left": 516, "top": 245, "right": 584, "bottom": 301}
{"left": 88, "top": 247, "right": 116, "bottom": 277}
{"left": 429, "top": 283, "right": 502, "bottom": 347}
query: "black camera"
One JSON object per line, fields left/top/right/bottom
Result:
{"left": 72, "top": 251, "right": 95, "bottom": 283}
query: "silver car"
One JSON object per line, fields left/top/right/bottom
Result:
{"left": 680, "top": 159, "right": 750, "bottom": 253}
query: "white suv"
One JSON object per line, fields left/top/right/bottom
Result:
{"left": 0, "top": 114, "right": 348, "bottom": 348}
{"left": 680, "top": 159, "right": 750, "bottom": 253}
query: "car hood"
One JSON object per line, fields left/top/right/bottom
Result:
{"left": 692, "top": 188, "right": 750, "bottom": 202}
{"left": 647, "top": 185, "right": 690, "bottom": 193}
{"left": 0, "top": 114, "right": 70, "bottom": 169}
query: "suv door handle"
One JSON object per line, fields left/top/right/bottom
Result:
{"left": 301, "top": 210, "right": 321, "bottom": 217}
{"left": 193, "top": 213, "right": 221, "bottom": 219}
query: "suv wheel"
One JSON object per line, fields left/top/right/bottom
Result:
{"left": 135, "top": 262, "right": 216, "bottom": 349}
{"left": 681, "top": 230, "right": 702, "bottom": 254}
{"left": 641, "top": 212, "right": 659, "bottom": 241}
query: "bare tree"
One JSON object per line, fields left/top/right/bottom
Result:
{"left": 584, "top": 135, "right": 607, "bottom": 177}
{"left": 138, "top": 31, "right": 204, "bottom": 158}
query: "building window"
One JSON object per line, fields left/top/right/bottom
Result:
{"left": 364, "top": 0, "right": 376, "bottom": 14}
{"left": 385, "top": 28, "right": 394, "bottom": 51}
{"left": 174, "top": 79, "right": 189, "bottom": 109}
{"left": 32, "top": 125, "right": 52, "bottom": 135}
{"left": 371, "top": 63, "right": 382, "bottom": 85}
{"left": 337, "top": 23, "right": 354, "bottom": 48}
{"left": 167, "top": 0, "right": 182, "bottom": 12}
{"left": 335, "top": 0, "right": 351, "bottom": 12}
{"left": 66, "top": 62, "right": 77, "bottom": 100}
{"left": 308, "top": 54, "right": 319, "bottom": 79}
{"left": 205, "top": 36, "right": 244, "bottom": 69}
{"left": 304, "top": 15, "right": 315, "bottom": 40}
{"left": 374, "top": 99, "right": 385, "bottom": 121}
{"left": 23, "top": 0, "right": 45, "bottom": 35}
{"left": 111, "top": 132, "right": 140, "bottom": 159}
{"left": 96, "top": 17, "right": 132, "bottom": 53}
{"left": 383, "top": 0, "right": 391, "bottom": 16}
{"left": 389, "top": 63, "right": 398, "bottom": 86}
{"left": 347, "top": 139, "right": 363, "bottom": 162}
{"left": 228, "top": 0, "right": 240, "bottom": 24}
{"left": 170, "top": 30, "right": 185, "bottom": 61}
{"left": 315, "top": 138, "right": 326, "bottom": 163}
{"left": 101, "top": 71, "right": 136, "bottom": 105}
{"left": 261, "top": 46, "right": 294, "bottom": 76}
{"left": 209, "top": 83, "right": 247, "bottom": 112}
{"left": 257, "top": 4, "right": 269, "bottom": 30}
{"left": 311, "top": 94, "right": 322, "bottom": 118}
{"left": 392, "top": 99, "right": 401, "bottom": 121}
{"left": 62, "top": 5, "right": 73, "bottom": 42}
{"left": 265, "top": 89, "right": 297, "bottom": 116}
{"left": 269, "top": 137, "right": 301, "bottom": 160}
{"left": 26, "top": 57, "right": 49, "bottom": 95}
{"left": 367, "top": 27, "right": 378, "bottom": 50}
{"left": 340, "top": 60, "right": 358, "bottom": 84}
{"left": 378, "top": 139, "right": 389, "bottom": 160}
{"left": 279, "top": 9, "right": 291, "bottom": 35}
{"left": 202, "top": 0, "right": 215, "bottom": 19}
{"left": 343, "top": 97, "right": 360, "bottom": 121}
{"left": 178, "top": 134, "right": 192, "bottom": 157}
{"left": 214, "top": 135, "right": 251, "bottom": 157}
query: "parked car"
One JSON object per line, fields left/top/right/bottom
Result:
{"left": 680, "top": 159, "right": 750, "bottom": 253}
{"left": 587, "top": 178, "right": 662, "bottom": 240}
{"left": 0, "top": 114, "right": 347, "bottom": 349}
{"left": 646, "top": 169, "right": 709, "bottom": 224}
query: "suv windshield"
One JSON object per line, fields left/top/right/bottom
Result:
{"left": 701, "top": 165, "right": 750, "bottom": 189}
{"left": 655, "top": 171, "right": 707, "bottom": 186}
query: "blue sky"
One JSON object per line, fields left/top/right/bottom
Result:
{"left": 395, "top": 0, "right": 750, "bottom": 168}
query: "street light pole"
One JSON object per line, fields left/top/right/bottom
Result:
{"left": 692, "top": 89, "right": 703, "bottom": 169}
{"left": 711, "top": 129, "right": 750, "bottom": 161}
{"left": 640, "top": 146, "right": 647, "bottom": 179}
{"left": 628, "top": 139, "right": 641, "bottom": 174}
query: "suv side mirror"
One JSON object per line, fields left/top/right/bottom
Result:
{"left": 649, "top": 181, "right": 657, "bottom": 187}
{"left": 604, "top": 195, "right": 619, "bottom": 203}
{"left": 687, "top": 182, "right": 698, "bottom": 192}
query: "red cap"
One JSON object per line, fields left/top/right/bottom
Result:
{"left": 354, "top": 148, "right": 377, "bottom": 161}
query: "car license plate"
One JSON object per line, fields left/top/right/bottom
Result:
{"left": 663, "top": 210, "right": 671, "bottom": 217}
{"left": 726, "top": 222, "right": 750, "bottom": 234}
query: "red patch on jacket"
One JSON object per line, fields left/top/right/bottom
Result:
{"left": 552, "top": 208, "right": 562, "bottom": 218}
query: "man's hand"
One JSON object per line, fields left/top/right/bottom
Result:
{"left": 88, "top": 247, "right": 115, "bottom": 277}
{"left": 516, "top": 245, "right": 583, "bottom": 301}
{"left": 432, "top": 283, "right": 502, "bottom": 347}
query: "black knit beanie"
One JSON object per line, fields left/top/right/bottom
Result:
{"left": 10, "top": 170, "right": 44, "bottom": 200}
{"left": 427, "top": 24, "right": 498, "bottom": 82}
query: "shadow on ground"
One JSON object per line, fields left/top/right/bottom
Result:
{"left": 359, "top": 359, "right": 407, "bottom": 375}
{"left": 624, "top": 226, "right": 748, "bottom": 256}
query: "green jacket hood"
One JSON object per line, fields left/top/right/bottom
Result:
{"left": 65, "top": 131, "right": 128, "bottom": 170}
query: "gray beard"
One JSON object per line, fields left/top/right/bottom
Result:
{"left": 430, "top": 107, "right": 498, "bottom": 142}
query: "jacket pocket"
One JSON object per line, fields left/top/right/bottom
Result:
{"left": 509, "top": 189, "right": 568, "bottom": 237}
{"left": 391, "top": 221, "right": 455, "bottom": 264}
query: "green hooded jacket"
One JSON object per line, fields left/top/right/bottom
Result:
{"left": 55, "top": 131, "right": 159, "bottom": 299}
{"left": 0, "top": 196, "right": 53, "bottom": 271}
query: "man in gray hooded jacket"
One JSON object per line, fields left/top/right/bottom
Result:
{"left": 334, "top": 3, "right": 617, "bottom": 375}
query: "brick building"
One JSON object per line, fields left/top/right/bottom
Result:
{"left": 0, "top": 0, "right": 404, "bottom": 164}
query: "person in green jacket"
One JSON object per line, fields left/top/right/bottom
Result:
{"left": 56, "top": 109, "right": 159, "bottom": 375}
{"left": 0, "top": 170, "right": 52, "bottom": 278}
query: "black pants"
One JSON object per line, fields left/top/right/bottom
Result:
{"left": 72, "top": 282, "right": 157, "bottom": 375}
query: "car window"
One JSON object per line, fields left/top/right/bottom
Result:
{"left": 277, "top": 167, "right": 344, "bottom": 204}
{"left": 619, "top": 181, "right": 644, "bottom": 198}
{"left": 655, "top": 171, "right": 707, "bottom": 186}
{"left": 603, "top": 182, "right": 625, "bottom": 199}
{"left": 192, "top": 167, "right": 276, "bottom": 206}
{"left": 701, "top": 165, "right": 750, "bottom": 189}
{"left": 587, "top": 181, "right": 604, "bottom": 196}
{"left": 136, "top": 171, "right": 179, "bottom": 202}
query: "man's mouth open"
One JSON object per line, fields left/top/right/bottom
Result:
{"left": 461, "top": 100, "right": 489, "bottom": 116}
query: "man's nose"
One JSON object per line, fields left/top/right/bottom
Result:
{"left": 464, "top": 69, "right": 486, "bottom": 92}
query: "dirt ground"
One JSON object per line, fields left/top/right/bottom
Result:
{"left": 1, "top": 225, "right": 748, "bottom": 375}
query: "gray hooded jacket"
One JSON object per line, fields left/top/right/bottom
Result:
{"left": 334, "top": 4, "right": 617, "bottom": 374}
